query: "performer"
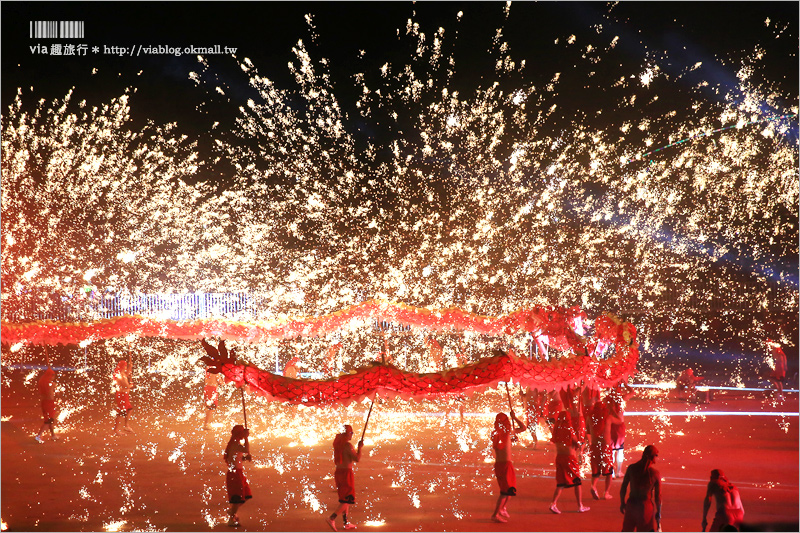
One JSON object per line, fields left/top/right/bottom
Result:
{"left": 619, "top": 445, "right": 662, "bottom": 532}
{"left": 490, "top": 412, "right": 526, "bottom": 523}
{"left": 203, "top": 370, "right": 220, "bottom": 431}
{"left": 224, "top": 425, "right": 252, "bottom": 527}
{"left": 521, "top": 387, "right": 547, "bottom": 448}
{"left": 35, "top": 357, "right": 58, "bottom": 443}
{"left": 766, "top": 339, "right": 787, "bottom": 400}
{"left": 608, "top": 382, "right": 635, "bottom": 478}
{"left": 323, "top": 342, "right": 343, "bottom": 375}
{"left": 550, "top": 410, "right": 590, "bottom": 514}
{"left": 676, "top": 368, "right": 705, "bottom": 402}
{"left": 326, "top": 424, "right": 363, "bottom": 531}
{"left": 702, "top": 469, "right": 744, "bottom": 532}
{"left": 588, "top": 398, "right": 622, "bottom": 500}
{"left": 425, "top": 336, "right": 444, "bottom": 371}
{"left": 112, "top": 357, "right": 134, "bottom": 435}
{"left": 582, "top": 386, "right": 601, "bottom": 426}
{"left": 546, "top": 391, "right": 564, "bottom": 429}
{"left": 443, "top": 394, "right": 467, "bottom": 425}
{"left": 283, "top": 356, "right": 300, "bottom": 379}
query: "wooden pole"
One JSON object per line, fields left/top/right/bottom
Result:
{"left": 360, "top": 396, "right": 375, "bottom": 443}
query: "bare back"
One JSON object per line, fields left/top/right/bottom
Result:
{"left": 623, "top": 461, "right": 660, "bottom": 503}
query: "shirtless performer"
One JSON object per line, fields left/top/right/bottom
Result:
{"left": 619, "top": 445, "right": 662, "bottom": 532}
{"left": 609, "top": 382, "right": 635, "bottom": 478}
{"left": 224, "top": 425, "right": 252, "bottom": 527}
{"left": 766, "top": 339, "right": 787, "bottom": 400}
{"left": 702, "top": 469, "right": 744, "bottom": 532}
{"left": 550, "top": 410, "right": 590, "bottom": 514}
{"left": 326, "top": 424, "right": 363, "bottom": 531}
{"left": 36, "top": 356, "right": 58, "bottom": 443}
{"left": 490, "top": 411, "right": 526, "bottom": 523}
{"left": 588, "top": 398, "right": 622, "bottom": 500}
{"left": 112, "top": 357, "right": 134, "bottom": 435}
{"left": 203, "top": 370, "right": 220, "bottom": 430}
{"left": 521, "top": 387, "right": 546, "bottom": 448}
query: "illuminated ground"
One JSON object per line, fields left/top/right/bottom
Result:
{"left": 1, "top": 371, "right": 797, "bottom": 532}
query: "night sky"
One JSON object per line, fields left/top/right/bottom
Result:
{"left": 4, "top": 2, "right": 797, "bottom": 151}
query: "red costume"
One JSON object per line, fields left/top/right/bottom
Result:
{"left": 707, "top": 470, "right": 744, "bottom": 532}
{"left": 333, "top": 426, "right": 357, "bottom": 504}
{"left": 770, "top": 344, "right": 787, "bottom": 380}
{"left": 225, "top": 425, "right": 252, "bottom": 504}
{"left": 711, "top": 507, "right": 744, "bottom": 532}
{"left": 556, "top": 453, "right": 582, "bottom": 487}
{"left": 113, "top": 361, "right": 132, "bottom": 415}
{"left": 589, "top": 402, "right": 613, "bottom": 477}
{"left": 608, "top": 396, "right": 625, "bottom": 450}
{"left": 115, "top": 391, "right": 132, "bottom": 413}
{"left": 552, "top": 411, "right": 582, "bottom": 487}
{"left": 41, "top": 399, "right": 56, "bottom": 422}
{"left": 491, "top": 413, "right": 519, "bottom": 495}
{"left": 226, "top": 466, "right": 252, "bottom": 504}
{"left": 38, "top": 368, "right": 56, "bottom": 422}
{"left": 335, "top": 468, "right": 356, "bottom": 504}
{"left": 494, "top": 461, "right": 517, "bottom": 496}
{"left": 621, "top": 445, "right": 660, "bottom": 532}
{"left": 204, "top": 385, "right": 218, "bottom": 409}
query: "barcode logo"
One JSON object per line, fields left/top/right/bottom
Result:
{"left": 30, "top": 21, "right": 85, "bottom": 39}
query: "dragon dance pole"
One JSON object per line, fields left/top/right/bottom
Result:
{"left": 360, "top": 396, "right": 375, "bottom": 444}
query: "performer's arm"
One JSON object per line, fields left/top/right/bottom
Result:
{"left": 243, "top": 434, "right": 252, "bottom": 461}
{"left": 352, "top": 441, "right": 363, "bottom": 463}
{"left": 619, "top": 470, "right": 630, "bottom": 514}
{"left": 510, "top": 411, "right": 527, "bottom": 433}
{"left": 654, "top": 476, "right": 662, "bottom": 526}
{"left": 701, "top": 485, "right": 712, "bottom": 531}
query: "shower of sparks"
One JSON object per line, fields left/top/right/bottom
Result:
{"left": 103, "top": 521, "right": 127, "bottom": 532}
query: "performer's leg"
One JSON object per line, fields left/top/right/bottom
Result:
{"left": 550, "top": 487, "right": 563, "bottom": 513}
{"left": 574, "top": 485, "right": 589, "bottom": 512}
{"left": 491, "top": 495, "right": 508, "bottom": 521}
{"left": 603, "top": 473, "right": 613, "bottom": 499}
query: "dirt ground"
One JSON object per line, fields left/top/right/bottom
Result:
{"left": 2, "top": 370, "right": 798, "bottom": 532}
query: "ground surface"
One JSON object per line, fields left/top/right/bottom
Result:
{"left": 2, "top": 370, "right": 798, "bottom": 532}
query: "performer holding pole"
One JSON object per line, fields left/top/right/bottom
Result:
{"left": 36, "top": 347, "right": 58, "bottom": 443}
{"left": 225, "top": 346, "right": 252, "bottom": 528}
{"left": 504, "top": 381, "right": 519, "bottom": 443}
{"left": 490, "top": 410, "right": 526, "bottom": 522}
{"left": 112, "top": 354, "right": 134, "bottom": 435}
{"left": 326, "top": 423, "right": 365, "bottom": 531}
{"left": 224, "top": 424, "right": 252, "bottom": 527}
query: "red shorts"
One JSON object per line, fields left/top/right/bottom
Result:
{"left": 335, "top": 468, "right": 355, "bottom": 504}
{"left": 41, "top": 399, "right": 56, "bottom": 422}
{"left": 494, "top": 461, "right": 517, "bottom": 496}
{"left": 622, "top": 500, "right": 656, "bottom": 532}
{"left": 555, "top": 453, "right": 582, "bottom": 487}
{"left": 610, "top": 422, "right": 625, "bottom": 450}
{"left": 204, "top": 386, "right": 218, "bottom": 409}
{"left": 710, "top": 507, "right": 744, "bottom": 532}
{"left": 115, "top": 391, "right": 132, "bottom": 414}
{"left": 770, "top": 369, "right": 786, "bottom": 380}
{"left": 590, "top": 441, "right": 613, "bottom": 477}
{"left": 226, "top": 466, "right": 252, "bottom": 504}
